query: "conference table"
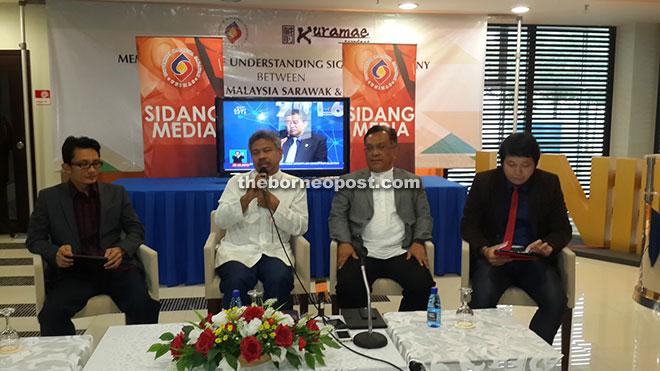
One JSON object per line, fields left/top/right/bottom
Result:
{"left": 114, "top": 176, "right": 467, "bottom": 286}
{"left": 0, "top": 335, "right": 93, "bottom": 370}
{"left": 83, "top": 322, "right": 407, "bottom": 371}
{"left": 384, "top": 309, "right": 562, "bottom": 370}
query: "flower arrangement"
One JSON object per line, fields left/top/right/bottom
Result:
{"left": 148, "top": 299, "right": 340, "bottom": 370}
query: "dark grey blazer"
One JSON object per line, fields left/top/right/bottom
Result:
{"left": 328, "top": 167, "right": 433, "bottom": 257}
{"left": 26, "top": 182, "right": 145, "bottom": 276}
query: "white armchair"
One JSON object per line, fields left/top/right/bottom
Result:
{"left": 203, "top": 210, "right": 311, "bottom": 314}
{"left": 328, "top": 240, "right": 435, "bottom": 314}
{"left": 33, "top": 244, "right": 160, "bottom": 319}
{"left": 461, "top": 241, "right": 575, "bottom": 371}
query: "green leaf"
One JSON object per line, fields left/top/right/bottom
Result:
{"left": 272, "top": 347, "right": 282, "bottom": 357}
{"left": 159, "top": 332, "right": 175, "bottom": 341}
{"left": 207, "top": 347, "right": 221, "bottom": 361}
{"left": 304, "top": 352, "right": 316, "bottom": 369}
{"left": 314, "top": 352, "right": 326, "bottom": 366}
{"left": 147, "top": 343, "right": 163, "bottom": 353}
{"left": 322, "top": 337, "right": 341, "bottom": 349}
{"left": 177, "top": 362, "right": 186, "bottom": 371}
{"left": 204, "top": 360, "right": 216, "bottom": 371}
{"left": 182, "top": 325, "right": 193, "bottom": 336}
{"left": 225, "top": 353, "right": 238, "bottom": 371}
{"left": 155, "top": 346, "right": 168, "bottom": 359}
{"left": 286, "top": 351, "right": 301, "bottom": 369}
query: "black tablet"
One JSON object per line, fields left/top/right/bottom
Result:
{"left": 71, "top": 254, "right": 108, "bottom": 269}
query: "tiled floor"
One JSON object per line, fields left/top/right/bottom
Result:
{"left": 2, "top": 234, "right": 660, "bottom": 370}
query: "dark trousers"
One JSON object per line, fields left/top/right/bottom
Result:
{"left": 470, "top": 257, "right": 567, "bottom": 344}
{"left": 336, "top": 253, "right": 435, "bottom": 311}
{"left": 216, "top": 255, "right": 294, "bottom": 310}
{"left": 38, "top": 268, "right": 160, "bottom": 336}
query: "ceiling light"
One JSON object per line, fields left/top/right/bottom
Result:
{"left": 399, "top": 3, "right": 418, "bottom": 10}
{"left": 511, "top": 6, "right": 530, "bottom": 13}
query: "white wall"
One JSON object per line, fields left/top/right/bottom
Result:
{"left": 0, "top": 3, "right": 58, "bottom": 192}
{"left": 2, "top": 3, "right": 660, "bottom": 193}
{"left": 610, "top": 23, "right": 660, "bottom": 158}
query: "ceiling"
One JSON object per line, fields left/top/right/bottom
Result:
{"left": 7, "top": 0, "right": 660, "bottom": 25}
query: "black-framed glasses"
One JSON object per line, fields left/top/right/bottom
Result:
{"left": 70, "top": 160, "right": 104, "bottom": 170}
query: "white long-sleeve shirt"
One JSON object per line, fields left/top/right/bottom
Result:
{"left": 214, "top": 170, "right": 308, "bottom": 268}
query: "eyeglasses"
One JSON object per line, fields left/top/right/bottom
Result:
{"left": 364, "top": 145, "right": 395, "bottom": 153}
{"left": 69, "top": 160, "right": 104, "bottom": 170}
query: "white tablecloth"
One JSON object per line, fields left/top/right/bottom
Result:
{"left": 83, "top": 322, "right": 407, "bottom": 371}
{"left": 0, "top": 335, "right": 93, "bottom": 371}
{"left": 384, "top": 309, "right": 562, "bottom": 371}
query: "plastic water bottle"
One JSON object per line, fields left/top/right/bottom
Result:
{"left": 229, "top": 289, "right": 242, "bottom": 308}
{"left": 427, "top": 287, "right": 441, "bottom": 327}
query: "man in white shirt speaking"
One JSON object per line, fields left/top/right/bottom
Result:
{"left": 329, "top": 125, "right": 435, "bottom": 310}
{"left": 214, "top": 130, "right": 308, "bottom": 310}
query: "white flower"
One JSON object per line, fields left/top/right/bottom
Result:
{"left": 264, "top": 307, "right": 275, "bottom": 318}
{"left": 264, "top": 298, "right": 277, "bottom": 307}
{"left": 211, "top": 310, "right": 228, "bottom": 326}
{"left": 239, "top": 318, "right": 262, "bottom": 337}
{"left": 188, "top": 328, "right": 203, "bottom": 343}
{"left": 271, "top": 347, "right": 287, "bottom": 363}
{"left": 273, "top": 311, "right": 295, "bottom": 327}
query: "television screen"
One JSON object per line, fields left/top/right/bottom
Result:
{"left": 216, "top": 97, "right": 350, "bottom": 177}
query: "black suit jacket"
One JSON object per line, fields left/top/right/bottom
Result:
{"left": 460, "top": 168, "right": 571, "bottom": 261}
{"left": 279, "top": 130, "right": 327, "bottom": 162}
{"left": 26, "top": 182, "right": 145, "bottom": 277}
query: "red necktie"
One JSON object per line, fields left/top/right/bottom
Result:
{"left": 502, "top": 185, "right": 519, "bottom": 251}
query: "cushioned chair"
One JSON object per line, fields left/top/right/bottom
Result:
{"left": 33, "top": 244, "right": 160, "bottom": 319}
{"left": 203, "top": 210, "right": 311, "bottom": 314}
{"left": 461, "top": 241, "right": 575, "bottom": 371}
{"left": 328, "top": 240, "right": 435, "bottom": 314}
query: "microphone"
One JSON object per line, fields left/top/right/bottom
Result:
{"left": 314, "top": 280, "right": 329, "bottom": 318}
{"left": 351, "top": 236, "right": 387, "bottom": 349}
{"left": 257, "top": 167, "right": 268, "bottom": 196}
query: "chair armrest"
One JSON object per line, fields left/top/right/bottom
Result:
{"left": 461, "top": 241, "right": 470, "bottom": 288}
{"left": 137, "top": 244, "right": 159, "bottom": 301}
{"left": 204, "top": 232, "right": 221, "bottom": 293}
{"left": 329, "top": 241, "right": 338, "bottom": 295}
{"left": 424, "top": 241, "right": 435, "bottom": 276}
{"left": 559, "top": 248, "right": 576, "bottom": 309}
{"left": 32, "top": 254, "right": 46, "bottom": 314}
{"left": 291, "top": 235, "right": 311, "bottom": 291}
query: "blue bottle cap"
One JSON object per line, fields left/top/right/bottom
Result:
{"left": 431, "top": 287, "right": 438, "bottom": 294}
{"left": 232, "top": 289, "right": 240, "bottom": 297}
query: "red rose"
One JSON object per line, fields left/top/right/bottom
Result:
{"left": 199, "top": 312, "right": 214, "bottom": 327}
{"left": 241, "top": 306, "right": 265, "bottom": 322}
{"left": 274, "top": 325, "right": 293, "bottom": 347}
{"left": 170, "top": 332, "right": 185, "bottom": 360}
{"left": 298, "top": 336, "right": 306, "bottom": 351}
{"left": 195, "top": 328, "right": 216, "bottom": 356}
{"left": 306, "top": 319, "right": 319, "bottom": 332}
{"left": 240, "top": 336, "right": 263, "bottom": 363}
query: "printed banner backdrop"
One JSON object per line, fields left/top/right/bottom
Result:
{"left": 343, "top": 43, "right": 416, "bottom": 171}
{"left": 47, "top": 0, "right": 486, "bottom": 172}
{"left": 136, "top": 36, "right": 223, "bottom": 177}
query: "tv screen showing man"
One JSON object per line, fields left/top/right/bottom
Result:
{"left": 279, "top": 109, "right": 328, "bottom": 163}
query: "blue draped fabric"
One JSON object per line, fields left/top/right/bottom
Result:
{"left": 114, "top": 176, "right": 467, "bottom": 286}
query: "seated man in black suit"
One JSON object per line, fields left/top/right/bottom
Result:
{"left": 461, "top": 132, "right": 572, "bottom": 344}
{"left": 279, "top": 109, "right": 327, "bottom": 163}
{"left": 27, "top": 136, "right": 160, "bottom": 336}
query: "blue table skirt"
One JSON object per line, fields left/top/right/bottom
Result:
{"left": 114, "top": 176, "right": 467, "bottom": 286}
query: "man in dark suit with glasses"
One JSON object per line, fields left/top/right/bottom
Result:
{"left": 26, "top": 136, "right": 160, "bottom": 335}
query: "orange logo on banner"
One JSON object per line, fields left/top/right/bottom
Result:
{"left": 225, "top": 22, "right": 243, "bottom": 43}
{"left": 364, "top": 55, "right": 399, "bottom": 90}
{"left": 161, "top": 49, "right": 202, "bottom": 88}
